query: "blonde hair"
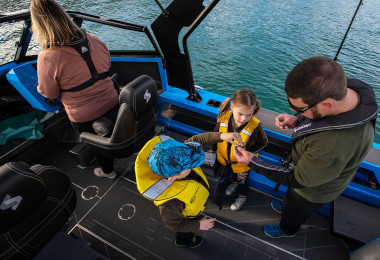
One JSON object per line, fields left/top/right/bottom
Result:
{"left": 217, "top": 89, "right": 261, "bottom": 123}
{"left": 30, "top": 0, "right": 86, "bottom": 49}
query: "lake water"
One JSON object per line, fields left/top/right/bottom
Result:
{"left": 1, "top": 0, "right": 380, "bottom": 143}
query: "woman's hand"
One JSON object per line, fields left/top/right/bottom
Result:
{"left": 220, "top": 132, "right": 242, "bottom": 145}
{"left": 233, "top": 146, "right": 254, "bottom": 165}
{"left": 275, "top": 114, "right": 298, "bottom": 130}
{"left": 199, "top": 216, "right": 216, "bottom": 230}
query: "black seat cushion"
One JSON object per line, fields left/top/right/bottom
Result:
{"left": 0, "top": 162, "right": 76, "bottom": 260}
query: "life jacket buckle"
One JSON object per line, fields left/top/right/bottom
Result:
{"left": 92, "top": 73, "right": 101, "bottom": 81}
{"left": 226, "top": 160, "right": 237, "bottom": 165}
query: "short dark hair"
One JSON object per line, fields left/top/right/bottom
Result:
{"left": 285, "top": 56, "right": 347, "bottom": 105}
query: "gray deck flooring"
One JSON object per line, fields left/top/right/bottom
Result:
{"left": 37, "top": 132, "right": 351, "bottom": 260}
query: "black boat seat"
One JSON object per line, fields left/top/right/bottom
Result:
{"left": 0, "top": 161, "right": 76, "bottom": 260}
{"left": 80, "top": 75, "right": 158, "bottom": 159}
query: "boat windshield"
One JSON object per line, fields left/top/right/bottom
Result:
{"left": 0, "top": 12, "right": 163, "bottom": 66}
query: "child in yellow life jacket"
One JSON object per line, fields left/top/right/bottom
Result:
{"left": 216, "top": 89, "right": 268, "bottom": 210}
{"left": 135, "top": 136, "right": 216, "bottom": 248}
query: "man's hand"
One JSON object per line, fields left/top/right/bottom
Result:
{"left": 233, "top": 146, "right": 254, "bottom": 165}
{"left": 275, "top": 114, "right": 298, "bottom": 131}
{"left": 199, "top": 216, "right": 216, "bottom": 230}
{"left": 220, "top": 132, "right": 242, "bottom": 145}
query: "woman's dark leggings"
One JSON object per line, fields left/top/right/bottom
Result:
{"left": 71, "top": 121, "right": 114, "bottom": 174}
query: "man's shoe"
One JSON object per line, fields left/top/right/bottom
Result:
{"left": 263, "top": 224, "right": 295, "bottom": 238}
{"left": 230, "top": 196, "right": 246, "bottom": 211}
{"left": 175, "top": 235, "right": 203, "bottom": 248}
{"left": 225, "top": 182, "right": 239, "bottom": 195}
{"left": 271, "top": 199, "right": 282, "bottom": 213}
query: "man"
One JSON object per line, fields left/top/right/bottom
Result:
{"left": 234, "top": 56, "right": 378, "bottom": 238}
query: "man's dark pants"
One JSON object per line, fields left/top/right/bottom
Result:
{"left": 280, "top": 188, "right": 326, "bottom": 235}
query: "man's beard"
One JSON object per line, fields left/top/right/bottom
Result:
{"left": 303, "top": 106, "right": 323, "bottom": 120}
{"left": 311, "top": 106, "right": 323, "bottom": 120}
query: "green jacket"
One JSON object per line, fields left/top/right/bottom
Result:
{"left": 293, "top": 121, "right": 374, "bottom": 203}
{"left": 247, "top": 78, "right": 377, "bottom": 203}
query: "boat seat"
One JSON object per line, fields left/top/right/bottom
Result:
{"left": 0, "top": 161, "right": 76, "bottom": 260}
{"left": 80, "top": 75, "right": 158, "bottom": 158}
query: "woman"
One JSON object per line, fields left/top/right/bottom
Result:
{"left": 31, "top": 0, "right": 119, "bottom": 178}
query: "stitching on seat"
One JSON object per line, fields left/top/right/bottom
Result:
{"left": 126, "top": 85, "right": 136, "bottom": 116}
{"left": 137, "top": 112, "right": 157, "bottom": 132}
{"left": 4, "top": 186, "right": 75, "bottom": 255}
{"left": 1, "top": 167, "right": 75, "bottom": 258}
{"left": 2, "top": 233, "right": 32, "bottom": 258}
{"left": 47, "top": 185, "right": 75, "bottom": 216}
{"left": 109, "top": 105, "right": 131, "bottom": 143}
{"left": 30, "top": 165, "right": 58, "bottom": 175}
{"left": 6, "top": 163, "right": 47, "bottom": 191}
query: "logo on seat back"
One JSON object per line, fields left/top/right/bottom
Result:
{"left": 0, "top": 194, "right": 23, "bottom": 211}
{"left": 144, "top": 89, "right": 151, "bottom": 103}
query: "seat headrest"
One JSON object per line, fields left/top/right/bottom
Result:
{"left": 119, "top": 75, "right": 157, "bottom": 120}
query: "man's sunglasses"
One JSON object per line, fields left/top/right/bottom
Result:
{"left": 287, "top": 98, "right": 319, "bottom": 113}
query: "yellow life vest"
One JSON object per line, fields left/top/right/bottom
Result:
{"left": 217, "top": 111, "right": 260, "bottom": 173}
{"left": 135, "top": 135, "right": 210, "bottom": 218}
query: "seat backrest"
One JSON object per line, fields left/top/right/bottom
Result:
{"left": 111, "top": 75, "right": 158, "bottom": 155}
{"left": 0, "top": 162, "right": 47, "bottom": 233}
{"left": 0, "top": 162, "right": 76, "bottom": 259}
{"left": 118, "top": 75, "right": 158, "bottom": 122}
{"left": 80, "top": 75, "right": 158, "bottom": 159}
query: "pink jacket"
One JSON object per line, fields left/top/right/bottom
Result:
{"left": 37, "top": 33, "right": 118, "bottom": 123}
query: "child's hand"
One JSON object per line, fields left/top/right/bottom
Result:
{"left": 199, "top": 216, "right": 216, "bottom": 230}
{"left": 207, "top": 149, "right": 215, "bottom": 153}
{"left": 221, "top": 132, "right": 242, "bottom": 146}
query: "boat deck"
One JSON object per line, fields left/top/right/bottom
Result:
{"left": 36, "top": 129, "right": 351, "bottom": 260}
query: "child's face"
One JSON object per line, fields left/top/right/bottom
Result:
{"left": 231, "top": 103, "right": 255, "bottom": 127}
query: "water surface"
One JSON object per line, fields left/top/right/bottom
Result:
{"left": 1, "top": 0, "right": 379, "bottom": 142}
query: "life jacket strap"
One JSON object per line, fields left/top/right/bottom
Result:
{"left": 61, "top": 37, "right": 111, "bottom": 93}
{"left": 226, "top": 160, "right": 237, "bottom": 165}
{"left": 60, "top": 71, "right": 110, "bottom": 93}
